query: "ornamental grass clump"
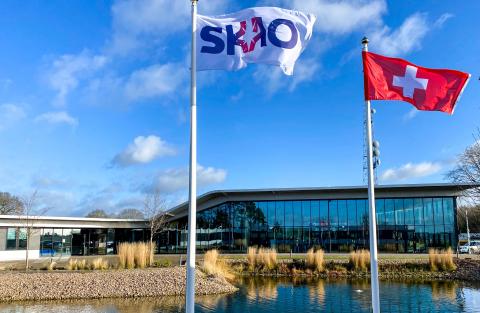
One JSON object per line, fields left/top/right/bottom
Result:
{"left": 90, "top": 258, "right": 109, "bottom": 270}
{"left": 247, "top": 247, "right": 257, "bottom": 270}
{"left": 134, "top": 242, "right": 148, "bottom": 269}
{"left": 202, "top": 249, "right": 234, "bottom": 280}
{"left": 306, "top": 248, "right": 325, "bottom": 272}
{"left": 429, "top": 248, "right": 456, "bottom": 271}
{"left": 349, "top": 249, "right": 370, "bottom": 271}
{"left": 118, "top": 242, "right": 135, "bottom": 269}
{"left": 256, "top": 248, "right": 278, "bottom": 270}
{"left": 118, "top": 242, "right": 153, "bottom": 269}
{"left": 66, "top": 259, "right": 88, "bottom": 271}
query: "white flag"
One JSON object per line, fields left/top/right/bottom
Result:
{"left": 196, "top": 7, "right": 316, "bottom": 75}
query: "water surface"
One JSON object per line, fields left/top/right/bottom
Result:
{"left": 1, "top": 278, "right": 479, "bottom": 313}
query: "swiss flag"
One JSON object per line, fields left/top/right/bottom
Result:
{"left": 363, "top": 51, "right": 470, "bottom": 114}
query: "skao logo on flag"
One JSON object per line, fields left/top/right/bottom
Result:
{"left": 197, "top": 7, "right": 316, "bottom": 75}
{"left": 363, "top": 52, "right": 470, "bottom": 114}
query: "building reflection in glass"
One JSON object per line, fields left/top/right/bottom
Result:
{"left": 161, "top": 197, "right": 457, "bottom": 253}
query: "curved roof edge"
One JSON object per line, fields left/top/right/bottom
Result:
{"left": 167, "top": 183, "right": 478, "bottom": 218}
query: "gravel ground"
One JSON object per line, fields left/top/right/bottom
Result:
{"left": 0, "top": 267, "right": 238, "bottom": 302}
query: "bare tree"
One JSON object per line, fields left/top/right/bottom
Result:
{"left": 20, "top": 191, "right": 49, "bottom": 271}
{"left": 0, "top": 192, "right": 23, "bottom": 215}
{"left": 143, "top": 189, "right": 171, "bottom": 264}
{"left": 447, "top": 130, "right": 480, "bottom": 240}
{"left": 447, "top": 130, "right": 480, "bottom": 204}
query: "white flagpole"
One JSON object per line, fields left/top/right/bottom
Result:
{"left": 362, "top": 36, "right": 381, "bottom": 313}
{"left": 186, "top": 1, "right": 198, "bottom": 313}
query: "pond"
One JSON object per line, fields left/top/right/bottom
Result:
{"left": 0, "top": 278, "right": 479, "bottom": 313}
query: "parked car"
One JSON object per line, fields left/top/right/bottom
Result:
{"left": 459, "top": 241, "right": 480, "bottom": 254}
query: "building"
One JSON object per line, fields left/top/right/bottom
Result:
{"left": 161, "top": 183, "right": 470, "bottom": 254}
{"left": 0, "top": 216, "right": 147, "bottom": 261}
{"left": 0, "top": 183, "right": 472, "bottom": 261}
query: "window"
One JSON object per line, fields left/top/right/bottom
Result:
{"left": 328, "top": 200, "right": 338, "bottom": 229}
{"left": 347, "top": 200, "right": 357, "bottom": 227}
{"left": 311, "top": 201, "right": 320, "bottom": 228}
{"left": 404, "top": 199, "right": 414, "bottom": 226}
{"left": 376, "top": 199, "right": 385, "bottom": 225}
{"left": 293, "top": 201, "right": 302, "bottom": 227}
{"left": 356, "top": 200, "right": 368, "bottom": 227}
{"left": 338, "top": 200, "right": 347, "bottom": 228}
{"left": 433, "top": 198, "right": 444, "bottom": 226}
{"left": 394, "top": 199, "right": 404, "bottom": 225}
{"left": 384, "top": 199, "right": 395, "bottom": 225}
{"left": 268, "top": 201, "right": 276, "bottom": 227}
{"left": 275, "top": 201, "right": 284, "bottom": 227}
{"left": 424, "top": 198, "right": 434, "bottom": 225}
{"left": 6, "top": 227, "right": 27, "bottom": 250}
{"left": 443, "top": 198, "right": 454, "bottom": 226}
{"left": 414, "top": 198, "right": 424, "bottom": 225}
{"left": 319, "top": 201, "right": 328, "bottom": 230}
{"left": 285, "top": 201, "right": 294, "bottom": 227}
{"left": 302, "top": 201, "right": 311, "bottom": 227}
{"left": 40, "top": 228, "right": 53, "bottom": 256}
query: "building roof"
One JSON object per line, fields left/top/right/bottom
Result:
{"left": 167, "top": 183, "right": 476, "bottom": 220}
{"left": 0, "top": 215, "right": 148, "bottom": 229}
{"left": 0, "top": 183, "right": 475, "bottom": 227}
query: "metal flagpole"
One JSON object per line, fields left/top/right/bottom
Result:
{"left": 186, "top": 1, "right": 198, "bottom": 313}
{"left": 362, "top": 36, "right": 381, "bottom": 313}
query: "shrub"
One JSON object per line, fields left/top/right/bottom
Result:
{"left": 306, "top": 248, "right": 324, "bottom": 272}
{"left": 429, "top": 248, "right": 456, "bottom": 271}
{"left": 349, "top": 250, "right": 370, "bottom": 271}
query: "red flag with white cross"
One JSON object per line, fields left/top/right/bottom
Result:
{"left": 362, "top": 51, "right": 470, "bottom": 114}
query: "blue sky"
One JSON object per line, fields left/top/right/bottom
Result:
{"left": 0, "top": 0, "right": 478, "bottom": 216}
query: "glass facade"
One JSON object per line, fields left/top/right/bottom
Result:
{"left": 40, "top": 228, "right": 148, "bottom": 256}
{"left": 160, "top": 197, "right": 457, "bottom": 253}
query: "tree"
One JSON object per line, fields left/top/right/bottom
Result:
{"left": 447, "top": 130, "right": 480, "bottom": 204}
{"left": 86, "top": 209, "right": 109, "bottom": 218}
{"left": 457, "top": 206, "right": 480, "bottom": 233}
{"left": 143, "top": 189, "right": 170, "bottom": 264}
{"left": 116, "top": 208, "right": 144, "bottom": 219}
{"left": 0, "top": 192, "right": 23, "bottom": 215}
{"left": 447, "top": 130, "right": 480, "bottom": 236}
{"left": 20, "top": 191, "right": 48, "bottom": 271}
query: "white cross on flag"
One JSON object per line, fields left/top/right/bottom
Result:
{"left": 363, "top": 52, "right": 470, "bottom": 114}
{"left": 196, "top": 7, "right": 316, "bottom": 75}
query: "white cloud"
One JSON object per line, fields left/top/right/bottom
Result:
{"left": 112, "top": 135, "right": 176, "bottom": 167}
{"left": 434, "top": 13, "right": 454, "bottom": 28}
{"left": 35, "top": 111, "right": 78, "bottom": 127}
{"left": 0, "top": 103, "right": 26, "bottom": 130}
{"left": 47, "top": 50, "right": 108, "bottom": 106}
{"left": 125, "top": 63, "right": 187, "bottom": 101}
{"left": 268, "top": 0, "right": 386, "bottom": 34}
{"left": 369, "top": 13, "right": 429, "bottom": 56}
{"left": 379, "top": 161, "right": 443, "bottom": 182}
{"left": 152, "top": 165, "right": 227, "bottom": 193}
{"left": 403, "top": 108, "right": 418, "bottom": 121}
{"left": 254, "top": 57, "right": 321, "bottom": 95}
{"left": 110, "top": 0, "right": 229, "bottom": 54}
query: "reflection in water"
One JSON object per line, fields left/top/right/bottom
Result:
{"left": 0, "top": 278, "right": 479, "bottom": 313}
